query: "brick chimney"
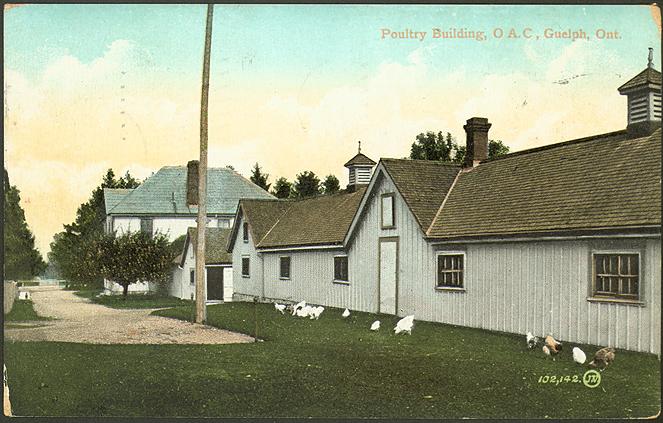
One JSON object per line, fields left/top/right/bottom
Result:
{"left": 186, "top": 160, "right": 199, "bottom": 205}
{"left": 463, "top": 117, "right": 491, "bottom": 168}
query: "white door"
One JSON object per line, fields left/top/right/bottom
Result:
{"left": 379, "top": 239, "right": 398, "bottom": 314}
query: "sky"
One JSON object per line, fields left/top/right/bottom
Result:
{"left": 3, "top": 4, "right": 661, "bottom": 255}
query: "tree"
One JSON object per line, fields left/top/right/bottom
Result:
{"left": 322, "top": 174, "right": 340, "bottom": 195}
{"left": 250, "top": 163, "right": 270, "bottom": 191}
{"left": 49, "top": 169, "right": 140, "bottom": 288}
{"left": 488, "top": 139, "right": 510, "bottom": 159}
{"left": 3, "top": 168, "right": 47, "bottom": 279}
{"left": 292, "top": 171, "right": 321, "bottom": 199}
{"left": 96, "top": 231, "right": 174, "bottom": 297}
{"left": 271, "top": 177, "right": 292, "bottom": 199}
{"left": 409, "top": 131, "right": 455, "bottom": 161}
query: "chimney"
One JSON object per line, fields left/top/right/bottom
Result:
{"left": 463, "top": 117, "right": 491, "bottom": 168}
{"left": 618, "top": 48, "right": 661, "bottom": 137}
{"left": 186, "top": 160, "right": 199, "bottom": 205}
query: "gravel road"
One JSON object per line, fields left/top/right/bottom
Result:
{"left": 4, "top": 287, "right": 253, "bottom": 345}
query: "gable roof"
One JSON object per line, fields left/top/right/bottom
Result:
{"left": 231, "top": 188, "right": 367, "bottom": 250}
{"left": 103, "top": 188, "right": 133, "bottom": 214}
{"left": 344, "top": 153, "right": 376, "bottom": 167}
{"left": 181, "top": 227, "right": 233, "bottom": 266}
{"left": 427, "top": 129, "right": 662, "bottom": 239}
{"left": 618, "top": 67, "right": 662, "bottom": 92}
{"left": 381, "top": 159, "right": 461, "bottom": 232}
{"left": 107, "top": 166, "right": 274, "bottom": 215}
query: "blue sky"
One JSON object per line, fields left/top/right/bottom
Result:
{"left": 4, "top": 4, "right": 661, "bottom": 254}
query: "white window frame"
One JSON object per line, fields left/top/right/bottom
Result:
{"left": 242, "top": 222, "right": 249, "bottom": 243}
{"left": 435, "top": 251, "right": 466, "bottom": 291}
{"left": 588, "top": 250, "right": 643, "bottom": 305}
{"left": 241, "top": 255, "right": 250, "bottom": 278}
{"left": 381, "top": 193, "right": 396, "bottom": 229}
{"left": 279, "top": 256, "right": 291, "bottom": 280}
{"left": 333, "top": 254, "right": 349, "bottom": 285}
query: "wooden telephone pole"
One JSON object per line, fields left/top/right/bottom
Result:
{"left": 195, "top": 4, "right": 214, "bottom": 324}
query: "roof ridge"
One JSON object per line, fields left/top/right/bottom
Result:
{"left": 426, "top": 168, "right": 462, "bottom": 236}
{"left": 255, "top": 202, "right": 294, "bottom": 246}
{"left": 380, "top": 157, "right": 462, "bottom": 167}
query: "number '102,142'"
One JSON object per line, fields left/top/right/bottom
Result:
{"left": 538, "top": 375, "right": 581, "bottom": 385}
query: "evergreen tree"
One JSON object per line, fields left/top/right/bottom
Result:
{"left": 250, "top": 163, "right": 271, "bottom": 191}
{"left": 3, "top": 169, "right": 47, "bottom": 279}
{"left": 292, "top": 171, "right": 321, "bottom": 199}
{"left": 322, "top": 174, "right": 340, "bottom": 195}
{"left": 271, "top": 177, "right": 292, "bottom": 199}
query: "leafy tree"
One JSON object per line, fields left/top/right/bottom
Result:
{"left": 409, "top": 131, "right": 455, "bottom": 161}
{"left": 271, "top": 177, "right": 292, "bottom": 199}
{"left": 49, "top": 169, "right": 140, "bottom": 288}
{"left": 3, "top": 169, "right": 47, "bottom": 279}
{"left": 250, "top": 163, "right": 271, "bottom": 191}
{"left": 96, "top": 231, "right": 174, "bottom": 297}
{"left": 322, "top": 174, "right": 340, "bottom": 195}
{"left": 488, "top": 139, "right": 510, "bottom": 159}
{"left": 292, "top": 171, "right": 321, "bottom": 199}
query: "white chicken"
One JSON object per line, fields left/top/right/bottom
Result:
{"left": 394, "top": 315, "right": 415, "bottom": 335}
{"left": 309, "top": 306, "right": 324, "bottom": 320}
{"left": 342, "top": 308, "right": 350, "bottom": 318}
{"left": 370, "top": 320, "right": 380, "bottom": 331}
{"left": 274, "top": 303, "right": 286, "bottom": 314}
{"left": 526, "top": 331, "right": 538, "bottom": 349}
{"left": 542, "top": 345, "right": 552, "bottom": 359}
{"left": 572, "top": 347, "right": 586, "bottom": 365}
{"left": 292, "top": 300, "right": 306, "bottom": 315}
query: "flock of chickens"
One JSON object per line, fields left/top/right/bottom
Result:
{"left": 526, "top": 331, "right": 616, "bottom": 370}
{"left": 274, "top": 301, "right": 616, "bottom": 370}
{"left": 274, "top": 301, "right": 416, "bottom": 334}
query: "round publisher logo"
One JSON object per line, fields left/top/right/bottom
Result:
{"left": 582, "top": 370, "right": 601, "bottom": 388}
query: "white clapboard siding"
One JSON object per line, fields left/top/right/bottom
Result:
{"left": 232, "top": 213, "right": 264, "bottom": 298}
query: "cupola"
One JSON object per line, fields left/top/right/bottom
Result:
{"left": 344, "top": 141, "right": 376, "bottom": 192}
{"left": 618, "top": 48, "right": 661, "bottom": 136}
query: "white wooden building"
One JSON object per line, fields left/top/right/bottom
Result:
{"left": 103, "top": 160, "right": 273, "bottom": 294}
{"left": 227, "top": 61, "right": 661, "bottom": 354}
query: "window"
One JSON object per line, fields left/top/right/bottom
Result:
{"left": 243, "top": 222, "right": 249, "bottom": 242}
{"left": 279, "top": 256, "right": 291, "bottom": 279}
{"left": 436, "top": 253, "right": 464, "bottom": 289}
{"left": 140, "top": 218, "right": 153, "bottom": 237}
{"left": 381, "top": 193, "right": 395, "bottom": 228}
{"left": 334, "top": 255, "right": 349, "bottom": 283}
{"left": 592, "top": 253, "right": 640, "bottom": 300}
{"left": 242, "top": 257, "right": 250, "bottom": 277}
{"left": 190, "top": 269, "right": 195, "bottom": 285}
{"left": 218, "top": 218, "right": 231, "bottom": 228}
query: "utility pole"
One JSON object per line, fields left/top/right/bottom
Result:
{"left": 195, "top": 3, "right": 214, "bottom": 324}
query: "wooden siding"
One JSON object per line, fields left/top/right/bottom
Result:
{"left": 232, "top": 213, "right": 264, "bottom": 298}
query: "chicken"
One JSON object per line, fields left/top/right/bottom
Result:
{"left": 544, "top": 335, "right": 562, "bottom": 354}
{"left": 342, "top": 308, "right": 350, "bottom": 318}
{"left": 274, "top": 303, "right": 286, "bottom": 314}
{"left": 572, "top": 347, "right": 587, "bottom": 365}
{"left": 394, "top": 315, "right": 415, "bottom": 335}
{"left": 292, "top": 300, "right": 306, "bottom": 315}
{"left": 542, "top": 345, "right": 551, "bottom": 359}
{"left": 370, "top": 320, "right": 380, "bottom": 331}
{"left": 589, "top": 347, "right": 615, "bottom": 370}
{"left": 526, "top": 331, "right": 538, "bottom": 349}
{"left": 309, "top": 306, "right": 324, "bottom": 320}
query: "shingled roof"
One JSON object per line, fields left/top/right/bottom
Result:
{"left": 106, "top": 166, "right": 273, "bottom": 215}
{"left": 103, "top": 188, "right": 133, "bottom": 214}
{"left": 182, "top": 227, "right": 233, "bottom": 265}
{"left": 381, "top": 159, "right": 460, "bottom": 231}
{"left": 233, "top": 188, "right": 367, "bottom": 249}
{"left": 618, "top": 67, "right": 662, "bottom": 92}
{"left": 344, "top": 153, "right": 376, "bottom": 167}
{"left": 427, "top": 129, "right": 662, "bottom": 239}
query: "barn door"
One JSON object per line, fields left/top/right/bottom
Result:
{"left": 206, "top": 267, "right": 224, "bottom": 301}
{"left": 379, "top": 238, "right": 398, "bottom": 314}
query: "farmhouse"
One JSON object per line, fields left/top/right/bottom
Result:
{"left": 103, "top": 160, "right": 273, "bottom": 294}
{"left": 227, "top": 57, "right": 661, "bottom": 354}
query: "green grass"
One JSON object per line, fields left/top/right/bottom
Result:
{"left": 4, "top": 302, "right": 660, "bottom": 418}
{"left": 4, "top": 300, "right": 54, "bottom": 322}
{"left": 73, "top": 290, "right": 193, "bottom": 309}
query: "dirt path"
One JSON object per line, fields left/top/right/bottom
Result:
{"left": 4, "top": 288, "right": 253, "bottom": 345}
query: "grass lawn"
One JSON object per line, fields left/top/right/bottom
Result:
{"left": 73, "top": 290, "right": 193, "bottom": 309}
{"left": 4, "top": 302, "right": 660, "bottom": 418}
{"left": 4, "top": 300, "right": 54, "bottom": 322}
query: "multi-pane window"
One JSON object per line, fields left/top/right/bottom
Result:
{"left": 334, "top": 256, "right": 349, "bottom": 282}
{"left": 593, "top": 253, "right": 639, "bottom": 300}
{"left": 243, "top": 222, "right": 249, "bottom": 242}
{"left": 218, "top": 218, "right": 231, "bottom": 228}
{"left": 242, "top": 257, "right": 250, "bottom": 277}
{"left": 140, "top": 218, "right": 153, "bottom": 237}
{"left": 190, "top": 269, "right": 195, "bottom": 285}
{"left": 381, "top": 193, "right": 395, "bottom": 228}
{"left": 280, "top": 256, "right": 291, "bottom": 279}
{"left": 436, "top": 253, "right": 464, "bottom": 288}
